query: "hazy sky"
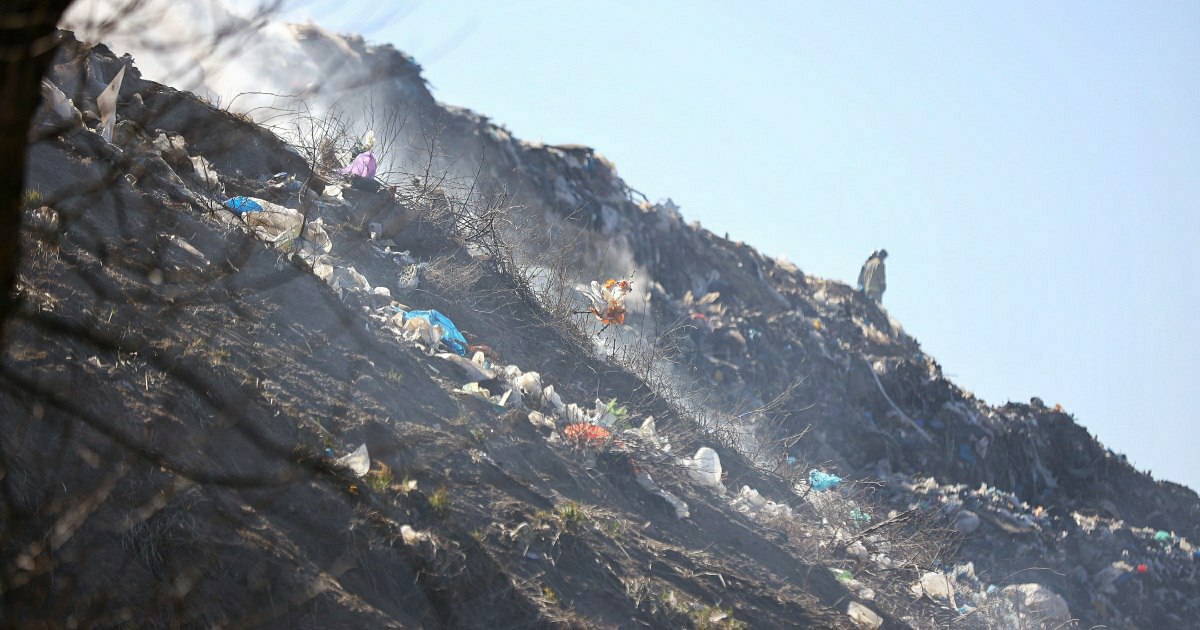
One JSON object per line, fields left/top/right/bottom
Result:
{"left": 281, "top": 1, "right": 1200, "bottom": 490}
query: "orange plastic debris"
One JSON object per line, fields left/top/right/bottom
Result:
{"left": 564, "top": 423, "right": 612, "bottom": 447}
{"left": 580, "top": 278, "right": 634, "bottom": 327}
{"left": 604, "top": 278, "right": 632, "bottom": 293}
{"left": 593, "top": 302, "right": 626, "bottom": 325}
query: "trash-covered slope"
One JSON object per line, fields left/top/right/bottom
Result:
{"left": 252, "top": 27, "right": 1200, "bottom": 628}
{"left": 8, "top": 27, "right": 1199, "bottom": 629}
{"left": 6, "top": 32, "right": 870, "bottom": 628}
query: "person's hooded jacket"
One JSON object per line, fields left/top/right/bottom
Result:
{"left": 858, "top": 250, "right": 887, "bottom": 299}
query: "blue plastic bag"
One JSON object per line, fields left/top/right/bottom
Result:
{"left": 405, "top": 309, "right": 468, "bottom": 356}
{"left": 224, "top": 196, "right": 263, "bottom": 214}
{"left": 809, "top": 469, "right": 842, "bottom": 491}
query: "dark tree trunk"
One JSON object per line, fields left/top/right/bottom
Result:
{"left": 0, "top": 2, "right": 74, "bottom": 341}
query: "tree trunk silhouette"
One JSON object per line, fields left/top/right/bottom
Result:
{"left": 0, "top": 2, "right": 74, "bottom": 341}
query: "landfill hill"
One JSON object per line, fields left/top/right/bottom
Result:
{"left": 4, "top": 27, "right": 1199, "bottom": 629}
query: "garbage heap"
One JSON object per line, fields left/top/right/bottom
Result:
{"left": 13, "top": 25, "right": 1200, "bottom": 629}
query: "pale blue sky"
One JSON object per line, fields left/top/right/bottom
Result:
{"left": 284, "top": 1, "right": 1200, "bottom": 490}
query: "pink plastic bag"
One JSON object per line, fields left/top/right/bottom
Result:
{"left": 338, "top": 150, "right": 377, "bottom": 179}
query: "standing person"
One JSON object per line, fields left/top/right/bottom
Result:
{"left": 857, "top": 249, "right": 888, "bottom": 303}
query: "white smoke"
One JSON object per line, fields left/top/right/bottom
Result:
{"left": 61, "top": 0, "right": 437, "bottom": 181}
{"left": 63, "top": 1, "right": 294, "bottom": 101}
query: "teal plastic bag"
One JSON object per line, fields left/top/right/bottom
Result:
{"left": 405, "top": 309, "right": 467, "bottom": 356}
{"left": 809, "top": 469, "right": 842, "bottom": 491}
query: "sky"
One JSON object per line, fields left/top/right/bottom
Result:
{"left": 279, "top": 1, "right": 1200, "bottom": 489}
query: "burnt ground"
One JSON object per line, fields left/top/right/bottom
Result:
{"left": 4, "top": 35, "right": 857, "bottom": 630}
{"left": 2, "top": 30, "right": 1198, "bottom": 629}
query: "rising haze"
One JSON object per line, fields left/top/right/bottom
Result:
{"left": 284, "top": 1, "right": 1200, "bottom": 489}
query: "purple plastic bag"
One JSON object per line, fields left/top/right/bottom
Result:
{"left": 338, "top": 150, "right": 377, "bottom": 179}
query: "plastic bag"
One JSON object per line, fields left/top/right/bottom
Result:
{"left": 405, "top": 309, "right": 467, "bottom": 356}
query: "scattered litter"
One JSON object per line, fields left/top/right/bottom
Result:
{"left": 542, "top": 384, "right": 565, "bottom": 414}
{"left": 527, "top": 411, "right": 556, "bottom": 430}
{"left": 401, "top": 316, "right": 443, "bottom": 354}
{"left": 386, "top": 249, "right": 417, "bottom": 265}
{"left": 634, "top": 468, "right": 689, "bottom": 519}
{"left": 354, "top": 129, "right": 376, "bottom": 154}
{"left": 627, "top": 416, "right": 670, "bottom": 453}
{"left": 41, "top": 79, "right": 81, "bottom": 127}
{"left": 153, "top": 132, "right": 189, "bottom": 166}
{"left": 395, "top": 264, "right": 421, "bottom": 293}
{"left": 595, "top": 398, "right": 629, "bottom": 428}
{"left": 458, "top": 382, "right": 491, "bottom": 401}
{"left": 242, "top": 200, "right": 304, "bottom": 245}
{"left": 368, "top": 286, "right": 392, "bottom": 308}
{"left": 223, "top": 196, "right": 305, "bottom": 246}
{"left": 322, "top": 184, "right": 345, "bottom": 202}
{"left": 310, "top": 256, "right": 334, "bottom": 282}
{"left": 809, "top": 469, "right": 842, "bottom": 491}
{"left": 435, "top": 352, "right": 495, "bottom": 382}
{"left": 335, "top": 444, "right": 370, "bottom": 477}
{"left": 400, "top": 524, "right": 429, "bottom": 545}
{"left": 729, "top": 485, "right": 793, "bottom": 520}
{"left": 564, "top": 403, "right": 591, "bottom": 426}
{"left": 513, "top": 374, "right": 542, "bottom": 398}
{"left": 168, "top": 235, "right": 208, "bottom": 265}
{"left": 564, "top": 423, "right": 611, "bottom": 447}
{"left": 339, "top": 150, "right": 377, "bottom": 180}
{"left": 732, "top": 486, "right": 767, "bottom": 511}
{"left": 97, "top": 65, "right": 126, "bottom": 143}
{"left": 267, "top": 171, "right": 303, "bottom": 194}
{"left": 300, "top": 218, "right": 332, "bottom": 255}
{"left": 327, "top": 266, "right": 371, "bottom": 296}
{"left": 405, "top": 310, "right": 467, "bottom": 356}
{"left": 686, "top": 447, "right": 724, "bottom": 490}
{"left": 191, "top": 155, "right": 222, "bottom": 193}
{"left": 224, "top": 196, "right": 264, "bottom": 214}
{"left": 847, "top": 601, "right": 883, "bottom": 629}
{"left": 913, "top": 571, "right": 954, "bottom": 602}
{"left": 578, "top": 278, "right": 633, "bottom": 328}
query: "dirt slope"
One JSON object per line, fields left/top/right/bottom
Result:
{"left": 3, "top": 30, "right": 1198, "bottom": 629}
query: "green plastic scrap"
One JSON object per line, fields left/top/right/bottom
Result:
{"left": 605, "top": 398, "right": 630, "bottom": 429}
{"left": 1154, "top": 530, "right": 1172, "bottom": 544}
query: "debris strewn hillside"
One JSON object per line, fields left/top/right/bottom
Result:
{"left": 5, "top": 28, "right": 1198, "bottom": 629}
